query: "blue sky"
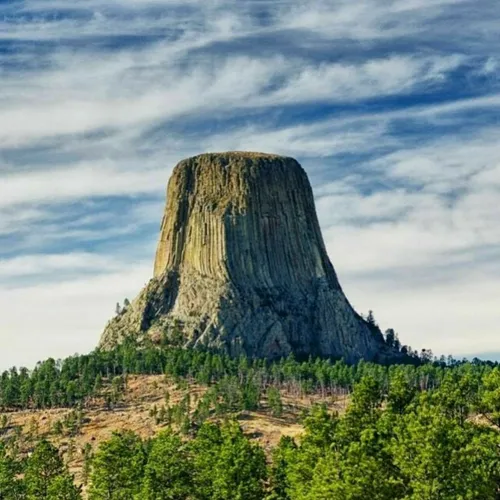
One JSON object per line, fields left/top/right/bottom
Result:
{"left": 1, "top": 0, "right": 499, "bottom": 370}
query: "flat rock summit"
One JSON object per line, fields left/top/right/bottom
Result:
{"left": 100, "top": 152, "right": 396, "bottom": 362}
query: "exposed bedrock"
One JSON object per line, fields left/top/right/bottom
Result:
{"left": 99, "top": 152, "right": 395, "bottom": 363}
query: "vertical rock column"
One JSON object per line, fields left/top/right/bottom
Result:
{"left": 100, "top": 152, "right": 389, "bottom": 363}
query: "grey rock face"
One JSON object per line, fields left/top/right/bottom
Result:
{"left": 99, "top": 152, "right": 391, "bottom": 362}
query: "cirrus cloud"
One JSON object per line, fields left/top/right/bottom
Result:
{"left": 0, "top": 0, "right": 499, "bottom": 369}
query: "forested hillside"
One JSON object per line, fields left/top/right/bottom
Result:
{"left": 1, "top": 339, "right": 499, "bottom": 499}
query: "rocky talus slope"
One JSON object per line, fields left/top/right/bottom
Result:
{"left": 100, "top": 152, "right": 393, "bottom": 362}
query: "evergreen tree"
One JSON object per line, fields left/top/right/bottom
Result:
{"left": 141, "top": 430, "right": 192, "bottom": 499}
{"left": 190, "top": 422, "right": 223, "bottom": 498}
{"left": 267, "top": 386, "right": 283, "bottom": 417}
{"left": 89, "top": 431, "right": 146, "bottom": 500}
{"left": 0, "top": 443, "right": 25, "bottom": 499}
{"left": 24, "top": 440, "right": 64, "bottom": 499}
{"left": 47, "top": 473, "right": 82, "bottom": 499}
{"left": 384, "top": 328, "right": 396, "bottom": 348}
{"left": 481, "top": 367, "right": 500, "bottom": 428}
{"left": 387, "top": 368, "right": 416, "bottom": 414}
{"left": 81, "top": 443, "right": 93, "bottom": 486}
{"left": 391, "top": 401, "right": 499, "bottom": 499}
{"left": 267, "top": 436, "right": 296, "bottom": 500}
{"left": 191, "top": 421, "right": 267, "bottom": 500}
{"left": 285, "top": 405, "right": 337, "bottom": 498}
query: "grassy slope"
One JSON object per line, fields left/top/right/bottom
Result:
{"left": 2, "top": 375, "right": 347, "bottom": 492}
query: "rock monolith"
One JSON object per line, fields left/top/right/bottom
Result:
{"left": 99, "top": 152, "right": 393, "bottom": 362}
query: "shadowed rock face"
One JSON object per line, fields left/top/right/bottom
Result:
{"left": 99, "top": 152, "right": 391, "bottom": 362}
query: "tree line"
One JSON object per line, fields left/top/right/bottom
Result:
{"left": 0, "top": 333, "right": 496, "bottom": 412}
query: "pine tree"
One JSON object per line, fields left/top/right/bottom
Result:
{"left": 387, "top": 369, "right": 416, "bottom": 414}
{"left": 47, "top": 473, "right": 82, "bottom": 499}
{"left": 89, "top": 431, "right": 146, "bottom": 500}
{"left": 24, "top": 440, "right": 64, "bottom": 499}
{"left": 481, "top": 367, "right": 500, "bottom": 428}
{"left": 191, "top": 421, "right": 267, "bottom": 500}
{"left": 384, "top": 328, "right": 396, "bottom": 348}
{"left": 141, "top": 430, "right": 192, "bottom": 499}
{"left": 267, "top": 387, "right": 283, "bottom": 417}
{"left": 81, "top": 443, "right": 93, "bottom": 486}
{"left": 267, "top": 436, "right": 296, "bottom": 500}
{"left": 0, "top": 443, "right": 25, "bottom": 499}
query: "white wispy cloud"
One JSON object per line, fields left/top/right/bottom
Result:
{"left": 0, "top": 0, "right": 499, "bottom": 369}
{"left": 0, "top": 50, "right": 466, "bottom": 148}
{"left": 0, "top": 162, "right": 166, "bottom": 206}
{"left": 0, "top": 263, "right": 151, "bottom": 369}
{"left": 0, "top": 253, "right": 121, "bottom": 280}
{"left": 281, "top": 0, "right": 471, "bottom": 40}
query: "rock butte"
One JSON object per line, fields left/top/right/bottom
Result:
{"left": 99, "top": 152, "right": 396, "bottom": 363}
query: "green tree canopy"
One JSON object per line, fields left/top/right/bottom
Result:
{"left": 24, "top": 439, "right": 65, "bottom": 499}
{"left": 141, "top": 430, "right": 192, "bottom": 500}
{"left": 191, "top": 421, "right": 267, "bottom": 500}
{"left": 89, "top": 431, "right": 146, "bottom": 500}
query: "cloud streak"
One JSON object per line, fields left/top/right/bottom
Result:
{"left": 0, "top": 0, "right": 499, "bottom": 369}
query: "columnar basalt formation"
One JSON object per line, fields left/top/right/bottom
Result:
{"left": 99, "top": 152, "right": 392, "bottom": 362}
